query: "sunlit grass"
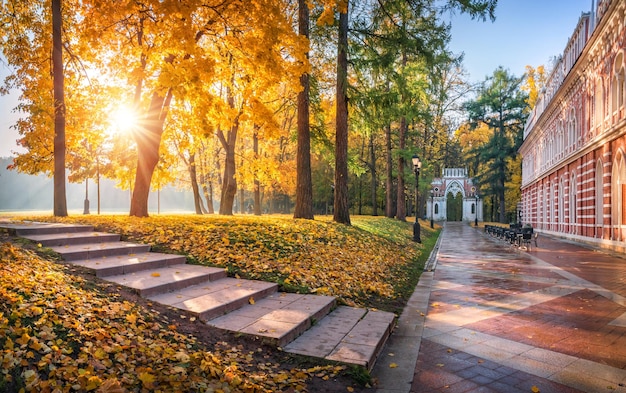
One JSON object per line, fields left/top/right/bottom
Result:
{"left": 7, "top": 214, "right": 440, "bottom": 312}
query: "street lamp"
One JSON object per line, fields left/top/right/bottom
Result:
{"left": 83, "top": 178, "right": 90, "bottom": 215}
{"left": 430, "top": 189, "right": 434, "bottom": 228}
{"left": 412, "top": 154, "right": 422, "bottom": 243}
{"left": 475, "top": 193, "right": 479, "bottom": 227}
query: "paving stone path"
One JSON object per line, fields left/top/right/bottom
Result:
{"left": 1, "top": 221, "right": 395, "bottom": 371}
{"left": 372, "top": 222, "right": 626, "bottom": 393}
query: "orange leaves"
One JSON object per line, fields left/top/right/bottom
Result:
{"left": 138, "top": 372, "right": 156, "bottom": 389}
{"left": 21, "top": 214, "right": 422, "bottom": 308}
{"left": 0, "top": 241, "right": 347, "bottom": 392}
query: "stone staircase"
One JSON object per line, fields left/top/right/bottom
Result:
{"left": 2, "top": 222, "right": 396, "bottom": 370}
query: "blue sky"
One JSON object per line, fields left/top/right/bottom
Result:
{"left": 0, "top": 0, "right": 594, "bottom": 158}
{"left": 448, "top": 0, "right": 592, "bottom": 82}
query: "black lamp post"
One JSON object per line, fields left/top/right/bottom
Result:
{"left": 430, "top": 189, "right": 434, "bottom": 228}
{"left": 83, "top": 178, "right": 90, "bottom": 215}
{"left": 475, "top": 193, "right": 479, "bottom": 227}
{"left": 412, "top": 154, "right": 422, "bottom": 243}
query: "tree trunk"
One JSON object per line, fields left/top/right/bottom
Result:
{"left": 216, "top": 69, "right": 241, "bottom": 216}
{"left": 217, "top": 116, "right": 238, "bottom": 215}
{"left": 369, "top": 132, "right": 378, "bottom": 216}
{"left": 199, "top": 153, "right": 214, "bottom": 214}
{"left": 294, "top": 0, "right": 314, "bottom": 219}
{"left": 253, "top": 131, "right": 262, "bottom": 215}
{"left": 219, "top": 140, "right": 237, "bottom": 215}
{"left": 396, "top": 48, "right": 409, "bottom": 221}
{"left": 333, "top": 8, "right": 350, "bottom": 225}
{"left": 396, "top": 116, "right": 408, "bottom": 221}
{"left": 204, "top": 182, "right": 214, "bottom": 214}
{"left": 129, "top": 90, "right": 172, "bottom": 217}
{"left": 188, "top": 152, "right": 204, "bottom": 214}
{"left": 239, "top": 186, "right": 245, "bottom": 214}
{"left": 385, "top": 124, "right": 394, "bottom": 218}
{"left": 52, "top": 0, "right": 67, "bottom": 217}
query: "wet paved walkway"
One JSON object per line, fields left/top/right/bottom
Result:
{"left": 374, "top": 222, "right": 626, "bottom": 393}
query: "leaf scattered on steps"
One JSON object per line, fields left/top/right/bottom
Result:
{"left": 531, "top": 386, "right": 540, "bottom": 393}
{"left": 151, "top": 272, "right": 160, "bottom": 277}
{"left": 389, "top": 363, "right": 397, "bottom": 368}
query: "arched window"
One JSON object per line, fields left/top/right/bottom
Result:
{"left": 548, "top": 182, "right": 553, "bottom": 231}
{"left": 471, "top": 203, "right": 475, "bottom": 214}
{"left": 434, "top": 203, "right": 439, "bottom": 215}
{"left": 596, "top": 159, "right": 604, "bottom": 229}
{"left": 557, "top": 122, "right": 564, "bottom": 158}
{"left": 595, "top": 78, "right": 604, "bottom": 132}
{"left": 568, "top": 109, "right": 577, "bottom": 149}
{"left": 558, "top": 177, "right": 565, "bottom": 232}
{"left": 612, "top": 52, "right": 625, "bottom": 114}
{"left": 537, "top": 186, "right": 546, "bottom": 228}
{"left": 612, "top": 151, "right": 626, "bottom": 240}
{"left": 570, "top": 172, "right": 577, "bottom": 232}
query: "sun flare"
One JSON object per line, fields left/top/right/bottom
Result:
{"left": 108, "top": 106, "right": 140, "bottom": 136}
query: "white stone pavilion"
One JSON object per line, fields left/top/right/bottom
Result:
{"left": 427, "top": 168, "right": 483, "bottom": 223}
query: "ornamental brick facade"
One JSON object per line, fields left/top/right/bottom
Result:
{"left": 519, "top": 0, "right": 626, "bottom": 251}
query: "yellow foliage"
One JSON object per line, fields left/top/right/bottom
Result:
{"left": 0, "top": 241, "right": 348, "bottom": 391}
{"left": 32, "top": 215, "right": 422, "bottom": 306}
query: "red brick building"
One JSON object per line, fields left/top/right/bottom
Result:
{"left": 519, "top": 0, "right": 626, "bottom": 251}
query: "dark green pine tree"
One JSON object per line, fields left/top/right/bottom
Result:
{"left": 465, "top": 67, "right": 529, "bottom": 223}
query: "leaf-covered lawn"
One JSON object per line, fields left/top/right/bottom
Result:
{"left": 1, "top": 214, "right": 439, "bottom": 392}
{"left": 1, "top": 241, "right": 354, "bottom": 393}
{"left": 24, "top": 215, "right": 437, "bottom": 309}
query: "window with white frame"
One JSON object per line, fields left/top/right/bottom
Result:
{"left": 596, "top": 159, "right": 603, "bottom": 226}
{"left": 595, "top": 79, "right": 603, "bottom": 131}
{"left": 559, "top": 178, "right": 565, "bottom": 231}
{"left": 612, "top": 151, "right": 626, "bottom": 237}
{"left": 612, "top": 52, "right": 624, "bottom": 114}
{"left": 570, "top": 172, "right": 577, "bottom": 230}
{"left": 568, "top": 109, "right": 577, "bottom": 149}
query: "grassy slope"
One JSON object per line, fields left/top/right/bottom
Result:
{"left": 20, "top": 214, "right": 440, "bottom": 313}
{"left": 1, "top": 214, "right": 440, "bottom": 392}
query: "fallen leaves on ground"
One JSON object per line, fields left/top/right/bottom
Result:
{"left": 25, "top": 215, "right": 428, "bottom": 308}
{"left": 0, "top": 242, "right": 345, "bottom": 392}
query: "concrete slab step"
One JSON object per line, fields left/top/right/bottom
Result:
{"left": 105, "top": 264, "right": 225, "bottom": 297}
{"left": 208, "top": 292, "right": 337, "bottom": 347}
{"left": 67, "top": 252, "right": 188, "bottom": 277}
{"left": 2, "top": 222, "right": 94, "bottom": 236}
{"left": 284, "top": 307, "right": 396, "bottom": 370}
{"left": 50, "top": 241, "right": 151, "bottom": 261}
{"left": 148, "top": 277, "right": 278, "bottom": 321}
{"left": 22, "top": 231, "right": 121, "bottom": 247}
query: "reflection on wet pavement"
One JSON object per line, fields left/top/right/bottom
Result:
{"left": 411, "top": 222, "right": 626, "bottom": 393}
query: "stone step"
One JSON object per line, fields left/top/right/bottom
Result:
{"left": 105, "top": 264, "right": 226, "bottom": 298}
{"left": 67, "top": 252, "right": 188, "bottom": 277}
{"left": 1, "top": 221, "right": 397, "bottom": 370}
{"left": 50, "top": 241, "right": 152, "bottom": 261}
{"left": 22, "top": 231, "right": 121, "bottom": 247}
{"left": 4, "top": 222, "right": 94, "bottom": 236}
{"left": 208, "top": 292, "right": 337, "bottom": 347}
{"left": 283, "top": 306, "right": 396, "bottom": 371}
{"left": 148, "top": 277, "right": 278, "bottom": 321}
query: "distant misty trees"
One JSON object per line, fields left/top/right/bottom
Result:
{"left": 0, "top": 157, "right": 194, "bottom": 213}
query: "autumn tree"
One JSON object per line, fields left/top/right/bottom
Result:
{"left": 465, "top": 67, "right": 528, "bottom": 223}
{"left": 522, "top": 65, "right": 547, "bottom": 109}
{"left": 51, "top": 0, "right": 67, "bottom": 216}
{"left": 294, "top": 0, "right": 314, "bottom": 219}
